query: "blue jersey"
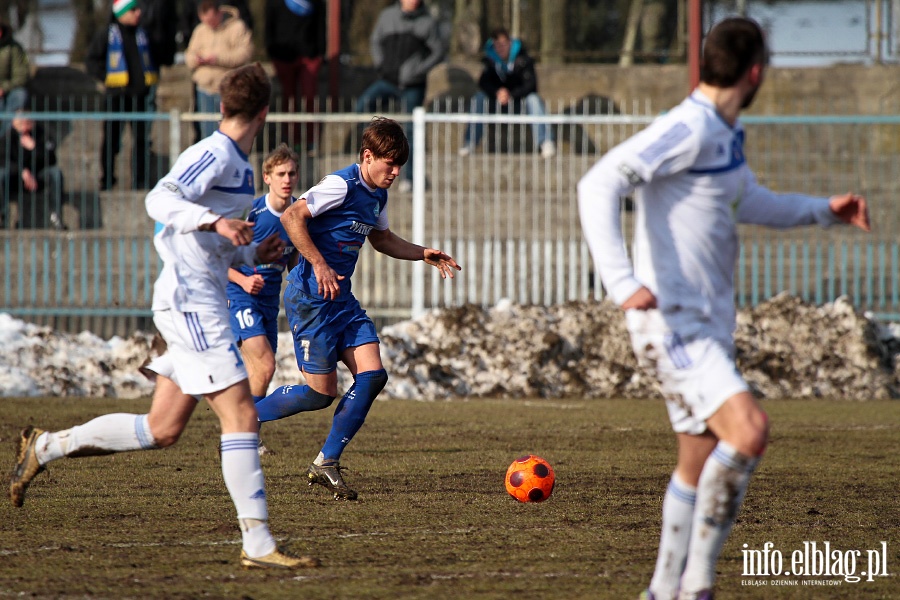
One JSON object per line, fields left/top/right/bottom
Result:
{"left": 227, "top": 193, "right": 296, "bottom": 298}
{"left": 286, "top": 164, "right": 389, "bottom": 302}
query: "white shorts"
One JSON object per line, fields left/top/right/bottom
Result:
{"left": 627, "top": 310, "right": 749, "bottom": 435}
{"left": 152, "top": 308, "right": 248, "bottom": 396}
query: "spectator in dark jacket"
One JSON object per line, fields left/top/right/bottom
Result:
{"left": 356, "top": 0, "right": 446, "bottom": 191}
{"left": 459, "top": 27, "right": 555, "bottom": 158}
{"left": 140, "top": 0, "right": 179, "bottom": 67}
{"left": 265, "top": 0, "right": 326, "bottom": 153}
{"left": 0, "top": 21, "right": 30, "bottom": 134}
{"left": 86, "top": 0, "right": 159, "bottom": 191}
{"left": 0, "top": 114, "right": 64, "bottom": 229}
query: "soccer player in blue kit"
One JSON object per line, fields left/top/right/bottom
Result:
{"left": 578, "top": 18, "right": 870, "bottom": 600}
{"left": 227, "top": 143, "right": 300, "bottom": 445}
{"left": 253, "top": 116, "right": 461, "bottom": 500}
{"left": 9, "top": 64, "right": 319, "bottom": 570}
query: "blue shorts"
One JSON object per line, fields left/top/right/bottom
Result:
{"left": 284, "top": 283, "right": 379, "bottom": 374}
{"left": 228, "top": 292, "right": 281, "bottom": 352}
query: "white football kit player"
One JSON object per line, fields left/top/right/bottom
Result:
{"left": 578, "top": 89, "right": 841, "bottom": 432}
{"left": 146, "top": 131, "right": 261, "bottom": 395}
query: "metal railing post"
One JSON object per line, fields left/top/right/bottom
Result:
{"left": 411, "top": 106, "right": 426, "bottom": 319}
{"left": 169, "top": 109, "right": 181, "bottom": 169}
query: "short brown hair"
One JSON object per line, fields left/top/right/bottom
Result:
{"left": 197, "top": 0, "right": 219, "bottom": 15}
{"left": 219, "top": 63, "right": 271, "bottom": 122}
{"left": 359, "top": 117, "right": 409, "bottom": 165}
{"left": 700, "top": 18, "right": 768, "bottom": 87}
{"left": 263, "top": 143, "right": 299, "bottom": 175}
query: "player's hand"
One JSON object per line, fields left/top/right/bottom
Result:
{"left": 424, "top": 248, "right": 462, "bottom": 279}
{"left": 313, "top": 262, "right": 345, "bottom": 300}
{"left": 214, "top": 218, "right": 254, "bottom": 246}
{"left": 256, "top": 233, "right": 286, "bottom": 262}
{"left": 621, "top": 286, "right": 657, "bottom": 311}
{"left": 829, "top": 192, "right": 870, "bottom": 232}
{"left": 241, "top": 273, "right": 264, "bottom": 295}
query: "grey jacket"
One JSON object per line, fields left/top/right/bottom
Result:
{"left": 370, "top": 2, "right": 445, "bottom": 89}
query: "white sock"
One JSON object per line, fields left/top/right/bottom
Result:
{"left": 220, "top": 433, "right": 275, "bottom": 555}
{"left": 679, "top": 442, "right": 758, "bottom": 597}
{"left": 35, "top": 414, "right": 157, "bottom": 465}
{"left": 240, "top": 518, "right": 277, "bottom": 558}
{"left": 649, "top": 475, "right": 697, "bottom": 600}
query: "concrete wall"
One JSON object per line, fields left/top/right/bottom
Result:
{"left": 428, "top": 62, "right": 900, "bottom": 115}
{"left": 28, "top": 62, "right": 900, "bottom": 116}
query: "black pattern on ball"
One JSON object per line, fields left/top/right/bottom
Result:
{"left": 504, "top": 454, "right": 556, "bottom": 503}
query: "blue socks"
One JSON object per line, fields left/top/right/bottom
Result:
{"left": 255, "top": 384, "right": 335, "bottom": 422}
{"left": 321, "top": 369, "right": 388, "bottom": 461}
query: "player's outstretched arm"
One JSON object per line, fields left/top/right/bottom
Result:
{"left": 829, "top": 192, "right": 871, "bottom": 232}
{"left": 369, "top": 229, "right": 462, "bottom": 279}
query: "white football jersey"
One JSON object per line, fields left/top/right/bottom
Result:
{"left": 578, "top": 90, "right": 840, "bottom": 339}
{"left": 147, "top": 131, "right": 259, "bottom": 312}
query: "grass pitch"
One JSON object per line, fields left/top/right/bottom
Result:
{"left": 1, "top": 396, "right": 897, "bottom": 599}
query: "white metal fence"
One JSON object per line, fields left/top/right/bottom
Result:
{"left": 2, "top": 106, "right": 899, "bottom": 336}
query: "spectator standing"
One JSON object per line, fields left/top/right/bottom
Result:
{"left": 356, "top": 0, "right": 446, "bottom": 192}
{"left": 0, "top": 21, "right": 30, "bottom": 134}
{"left": 0, "top": 114, "right": 64, "bottom": 229}
{"left": 265, "top": 0, "right": 326, "bottom": 154}
{"left": 459, "top": 27, "right": 555, "bottom": 158}
{"left": 185, "top": 0, "right": 255, "bottom": 139}
{"left": 140, "top": 0, "right": 179, "bottom": 68}
{"left": 86, "top": 0, "right": 158, "bottom": 191}
{"left": 181, "top": 0, "right": 254, "bottom": 48}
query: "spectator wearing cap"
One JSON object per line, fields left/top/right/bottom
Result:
{"left": 86, "top": 0, "right": 159, "bottom": 190}
{"left": 0, "top": 20, "right": 30, "bottom": 135}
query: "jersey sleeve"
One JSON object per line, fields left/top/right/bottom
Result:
{"left": 736, "top": 169, "right": 840, "bottom": 228}
{"left": 375, "top": 204, "right": 389, "bottom": 231}
{"left": 577, "top": 148, "right": 645, "bottom": 305}
{"left": 303, "top": 174, "right": 349, "bottom": 217}
{"left": 146, "top": 146, "right": 229, "bottom": 233}
{"left": 578, "top": 116, "right": 702, "bottom": 305}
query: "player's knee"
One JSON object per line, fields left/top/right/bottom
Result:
{"left": 307, "top": 389, "right": 336, "bottom": 411}
{"left": 260, "top": 361, "right": 276, "bottom": 384}
{"left": 150, "top": 419, "right": 184, "bottom": 448}
{"left": 751, "top": 410, "right": 770, "bottom": 457}
{"left": 358, "top": 369, "right": 388, "bottom": 396}
{"left": 738, "top": 409, "right": 769, "bottom": 458}
{"left": 151, "top": 428, "right": 181, "bottom": 448}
